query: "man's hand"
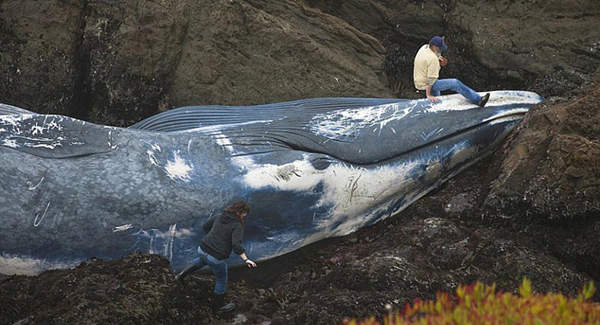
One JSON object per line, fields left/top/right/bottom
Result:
{"left": 245, "top": 259, "right": 257, "bottom": 268}
{"left": 427, "top": 95, "right": 439, "bottom": 102}
{"left": 439, "top": 56, "right": 448, "bottom": 67}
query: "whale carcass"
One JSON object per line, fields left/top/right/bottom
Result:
{"left": 0, "top": 91, "right": 542, "bottom": 274}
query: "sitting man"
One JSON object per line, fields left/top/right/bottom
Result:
{"left": 413, "top": 36, "right": 489, "bottom": 107}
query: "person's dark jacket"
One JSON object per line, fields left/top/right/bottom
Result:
{"left": 200, "top": 211, "right": 245, "bottom": 260}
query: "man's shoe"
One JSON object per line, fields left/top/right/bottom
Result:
{"left": 478, "top": 93, "right": 490, "bottom": 107}
{"left": 213, "top": 293, "right": 236, "bottom": 313}
{"left": 174, "top": 263, "right": 201, "bottom": 283}
{"left": 218, "top": 302, "right": 236, "bottom": 313}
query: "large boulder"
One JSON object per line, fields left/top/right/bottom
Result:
{"left": 0, "top": 1, "right": 81, "bottom": 116}
{"left": 2, "top": 0, "right": 599, "bottom": 125}
{"left": 305, "top": 0, "right": 600, "bottom": 97}
{"left": 0, "top": 0, "right": 392, "bottom": 126}
{"left": 448, "top": 0, "right": 600, "bottom": 95}
{"left": 168, "top": 0, "right": 391, "bottom": 108}
{"left": 487, "top": 68, "right": 600, "bottom": 221}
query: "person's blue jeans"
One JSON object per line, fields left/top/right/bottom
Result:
{"left": 431, "top": 78, "right": 482, "bottom": 104}
{"left": 191, "top": 247, "right": 228, "bottom": 294}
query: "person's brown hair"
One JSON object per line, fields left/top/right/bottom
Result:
{"left": 225, "top": 201, "right": 250, "bottom": 220}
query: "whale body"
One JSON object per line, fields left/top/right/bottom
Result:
{"left": 0, "top": 91, "right": 542, "bottom": 275}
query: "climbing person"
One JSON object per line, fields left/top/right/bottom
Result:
{"left": 413, "top": 36, "right": 490, "bottom": 107}
{"left": 175, "top": 201, "right": 257, "bottom": 313}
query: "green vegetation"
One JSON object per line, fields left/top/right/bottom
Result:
{"left": 345, "top": 279, "right": 599, "bottom": 325}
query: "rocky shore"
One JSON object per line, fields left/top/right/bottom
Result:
{"left": 1, "top": 1, "right": 599, "bottom": 324}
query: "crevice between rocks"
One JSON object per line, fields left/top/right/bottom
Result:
{"left": 68, "top": 0, "right": 92, "bottom": 121}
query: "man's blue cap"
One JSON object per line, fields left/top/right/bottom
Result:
{"left": 430, "top": 36, "right": 448, "bottom": 51}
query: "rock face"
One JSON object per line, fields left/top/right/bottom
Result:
{"left": 2, "top": 1, "right": 600, "bottom": 125}
{"left": 488, "top": 69, "right": 600, "bottom": 221}
{"left": 486, "top": 68, "right": 600, "bottom": 282}
{"left": 308, "top": 0, "right": 600, "bottom": 97}
{"left": 0, "top": 0, "right": 391, "bottom": 126}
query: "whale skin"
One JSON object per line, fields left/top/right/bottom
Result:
{"left": 0, "top": 90, "right": 542, "bottom": 275}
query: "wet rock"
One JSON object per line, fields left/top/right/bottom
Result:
{"left": 444, "top": 192, "right": 476, "bottom": 214}
{"left": 487, "top": 69, "right": 600, "bottom": 222}
{"left": 0, "top": 253, "right": 217, "bottom": 325}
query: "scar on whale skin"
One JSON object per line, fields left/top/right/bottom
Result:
{"left": 33, "top": 201, "right": 51, "bottom": 227}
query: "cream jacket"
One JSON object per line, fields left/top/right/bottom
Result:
{"left": 413, "top": 44, "right": 441, "bottom": 90}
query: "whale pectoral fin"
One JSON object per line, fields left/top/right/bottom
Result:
{"left": 0, "top": 103, "right": 35, "bottom": 115}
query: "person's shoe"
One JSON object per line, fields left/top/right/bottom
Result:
{"left": 478, "top": 93, "right": 490, "bottom": 107}
{"left": 218, "top": 302, "right": 236, "bottom": 313}
{"left": 213, "top": 293, "right": 236, "bottom": 313}
{"left": 174, "top": 263, "right": 201, "bottom": 284}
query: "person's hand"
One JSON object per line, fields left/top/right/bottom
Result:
{"left": 427, "top": 95, "right": 439, "bottom": 102}
{"left": 244, "top": 259, "right": 257, "bottom": 268}
{"left": 439, "top": 56, "right": 448, "bottom": 67}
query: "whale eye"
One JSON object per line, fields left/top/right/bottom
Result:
{"left": 310, "top": 157, "right": 331, "bottom": 170}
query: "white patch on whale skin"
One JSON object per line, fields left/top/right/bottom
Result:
{"left": 45, "top": 117, "right": 64, "bottom": 132}
{"left": 213, "top": 131, "right": 234, "bottom": 153}
{"left": 1, "top": 139, "right": 18, "bottom": 148}
{"left": 238, "top": 154, "right": 419, "bottom": 225}
{"left": 426, "top": 90, "right": 543, "bottom": 113}
{"left": 164, "top": 151, "right": 193, "bottom": 181}
{"left": 147, "top": 150, "right": 159, "bottom": 166}
{"left": 309, "top": 102, "right": 415, "bottom": 139}
{"left": 151, "top": 143, "right": 162, "bottom": 152}
{"left": 233, "top": 134, "right": 482, "bottom": 249}
{"left": 308, "top": 91, "right": 541, "bottom": 140}
{"left": 0, "top": 114, "right": 33, "bottom": 135}
{"left": 179, "top": 120, "right": 274, "bottom": 134}
{"left": 132, "top": 226, "right": 194, "bottom": 261}
{"left": 31, "top": 123, "right": 45, "bottom": 135}
{"left": 0, "top": 253, "right": 79, "bottom": 276}
{"left": 145, "top": 142, "right": 161, "bottom": 166}
{"left": 165, "top": 224, "right": 177, "bottom": 262}
{"left": 484, "top": 108, "right": 530, "bottom": 124}
{"left": 31, "top": 143, "right": 57, "bottom": 149}
{"left": 113, "top": 224, "right": 134, "bottom": 232}
{"left": 33, "top": 201, "right": 51, "bottom": 227}
{"left": 0, "top": 114, "right": 34, "bottom": 134}
{"left": 27, "top": 177, "right": 45, "bottom": 191}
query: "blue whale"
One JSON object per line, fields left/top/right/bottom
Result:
{"left": 0, "top": 91, "right": 542, "bottom": 274}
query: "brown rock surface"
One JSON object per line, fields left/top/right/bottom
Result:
{"left": 487, "top": 69, "right": 600, "bottom": 221}
{"left": 1, "top": 0, "right": 392, "bottom": 126}
{"left": 2, "top": 1, "right": 600, "bottom": 125}
{"left": 0, "top": 1, "right": 81, "bottom": 115}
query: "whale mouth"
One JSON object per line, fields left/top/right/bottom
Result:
{"left": 485, "top": 110, "right": 529, "bottom": 125}
{"left": 382, "top": 108, "right": 530, "bottom": 161}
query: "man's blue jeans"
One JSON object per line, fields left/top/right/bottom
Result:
{"left": 431, "top": 78, "right": 482, "bottom": 104}
{"left": 191, "top": 247, "right": 228, "bottom": 294}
